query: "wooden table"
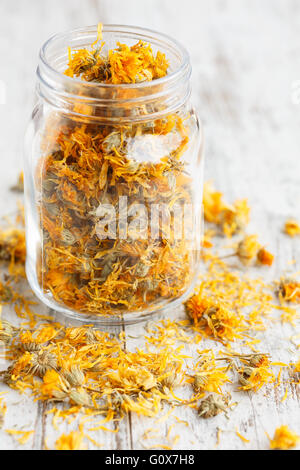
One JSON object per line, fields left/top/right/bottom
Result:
{"left": 0, "top": 0, "right": 299, "bottom": 450}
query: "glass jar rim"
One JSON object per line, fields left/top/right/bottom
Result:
{"left": 37, "top": 24, "right": 192, "bottom": 122}
{"left": 39, "top": 24, "right": 191, "bottom": 90}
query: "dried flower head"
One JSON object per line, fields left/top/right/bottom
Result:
{"left": 55, "top": 428, "right": 86, "bottom": 450}
{"left": 198, "top": 394, "right": 230, "bottom": 419}
{"left": 0, "top": 319, "right": 18, "bottom": 344}
{"left": 185, "top": 294, "right": 243, "bottom": 342}
{"left": 236, "top": 235, "right": 261, "bottom": 265}
{"left": 65, "top": 23, "right": 168, "bottom": 84}
{"left": 238, "top": 363, "right": 275, "bottom": 392}
{"left": 269, "top": 425, "right": 300, "bottom": 450}
{"left": 256, "top": 247, "right": 274, "bottom": 266}
{"left": 203, "top": 182, "right": 250, "bottom": 237}
{"left": 284, "top": 219, "right": 300, "bottom": 237}
{"left": 278, "top": 279, "right": 300, "bottom": 303}
{"left": 28, "top": 350, "right": 57, "bottom": 377}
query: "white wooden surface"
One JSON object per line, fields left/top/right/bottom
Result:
{"left": 0, "top": 0, "right": 299, "bottom": 450}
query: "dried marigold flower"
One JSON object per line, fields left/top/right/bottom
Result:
{"left": 69, "top": 388, "right": 94, "bottom": 408}
{"left": 284, "top": 219, "right": 300, "bottom": 237}
{"left": 256, "top": 247, "right": 274, "bottom": 266}
{"left": 278, "top": 279, "right": 300, "bottom": 303}
{"left": 203, "top": 182, "right": 250, "bottom": 237}
{"left": 198, "top": 394, "right": 230, "bottom": 419}
{"left": 0, "top": 228, "right": 26, "bottom": 267}
{"left": 184, "top": 293, "right": 243, "bottom": 342}
{"left": 65, "top": 25, "right": 169, "bottom": 85}
{"left": 247, "top": 353, "right": 270, "bottom": 368}
{"left": 0, "top": 320, "right": 18, "bottom": 344}
{"left": 238, "top": 363, "right": 275, "bottom": 392}
{"left": 193, "top": 370, "right": 230, "bottom": 394}
{"left": 55, "top": 428, "right": 86, "bottom": 450}
{"left": 236, "top": 235, "right": 261, "bottom": 265}
{"left": 28, "top": 350, "right": 57, "bottom": 377}
{"left": 269, "top": 425, "right": 300, "bottom": 450}
{"left": 221, "top": 199, "right": 250, "bottom": 238}
{"left": 63, "top": 365, "right": 85, "bottom": 387}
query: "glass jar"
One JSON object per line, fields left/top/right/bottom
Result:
{"left": 24, "top": 25, "right": 204, "bottom": 325}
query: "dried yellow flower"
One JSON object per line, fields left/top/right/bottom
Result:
{"left": 236, "top": 235, "right": 261, "bottom": 265}
{"left": 184, "top": 294, "right": 244, "bottom": 342}
{"left": 284, "top": 219, "right": 300, "bottom": 237}
{"left": 55, "top": 428, "right": 86, "bottom": 450}
{"left": 203, "top": 182, "right": 250, "bottom": 237}
{"left": 269, "top": 425, "right": 300, "bottom": 450}
{"left": 256, "top": 247, "right": 274, "bottom": 266}
{"left": 198, "top": 394, "right": 230, "bottom": 418}
{"left": 278, "top": 279, "right": 300, "bottom": 303}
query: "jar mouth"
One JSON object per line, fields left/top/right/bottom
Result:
{"left": 39, "top": 24, "right": 190, "bottom": 90}
{"left": 37, "top": 24, "right": 192, "bottom": 121}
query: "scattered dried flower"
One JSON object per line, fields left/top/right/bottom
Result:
{"left": 277, "top": 279, "right": 300, "bottom": 303}
{"left": 198, "top": 394, "right": 230, "bottom": 419}
{"left": 269, "top": 425, "right": 300, "bottom": 450}
{"left": 284, "top": 219, "right": 300, "bottom": 237}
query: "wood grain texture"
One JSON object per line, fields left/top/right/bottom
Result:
{"left": 0, "top": 0, "right": 299, "bottom": 450}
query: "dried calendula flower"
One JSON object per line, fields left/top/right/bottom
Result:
{"left": 277, "top": 279, "right": 300, "bottom": 303}
{"left": 256, "top": 247, "right": 274, "bottom": 266}
{"left": 19, "top": 325, "right": 58, "bottom": 352}
{"left": 269, "top": 425, "right": 300, "bottom": 450}
{"left": 221, "top": 199, "right": 250, "bottom": 238}
{"left": 198, "top": 394, "right": 230, "bottom": 419}
{"left": 223, "top": 352, "right": 271, "bottom": 368}
{"left": 0, "top": 228, "right": 26, "bottom": 264}
{"left": 69, "top": 388, "right": 94, "bottom": 408}
{"left": 236, "top": 235, "right": 261, "bottom": 265}
{"left": 40, "top": 369, "right": 69, "bottom": 400}
{"left": 55, "top": 428, "right": 86, "bottom": 450}
{"left": 65, "top": 23, "right": 168, "bottom": 84}
{"left": 0, "top": 319, "right": 187, "bottom": 420}
{"left": 0, "top": 319, "right": 19, "bottom": 344}
{"left": 192, "top": 350, "right": 231, "bottom": 394}
{"left": 184, "top": 294, "right": 244, "bottom": 342}
{"left": 63, "top": 365, "right": 85, "bottom": 387}
{"left": 28, "top": 350, "right": 57, "bottom": 377}
{"left": 238, "top": 363, "right": 275, "bottom": 392}
{"left": 284, "top": 219, "right": 300, "bottom": 237}
{"left": 203, "top": 182, "right": 250, "bottom": 236}
{"left": 193, "top": 370, "right": 230, "bottom": 394}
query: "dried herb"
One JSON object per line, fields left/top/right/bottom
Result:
{"left": 65, "top": 26, "right": 168, "bottom": 84}
{"left": 184, "top": 294, "right": 244, "bottom": 342}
